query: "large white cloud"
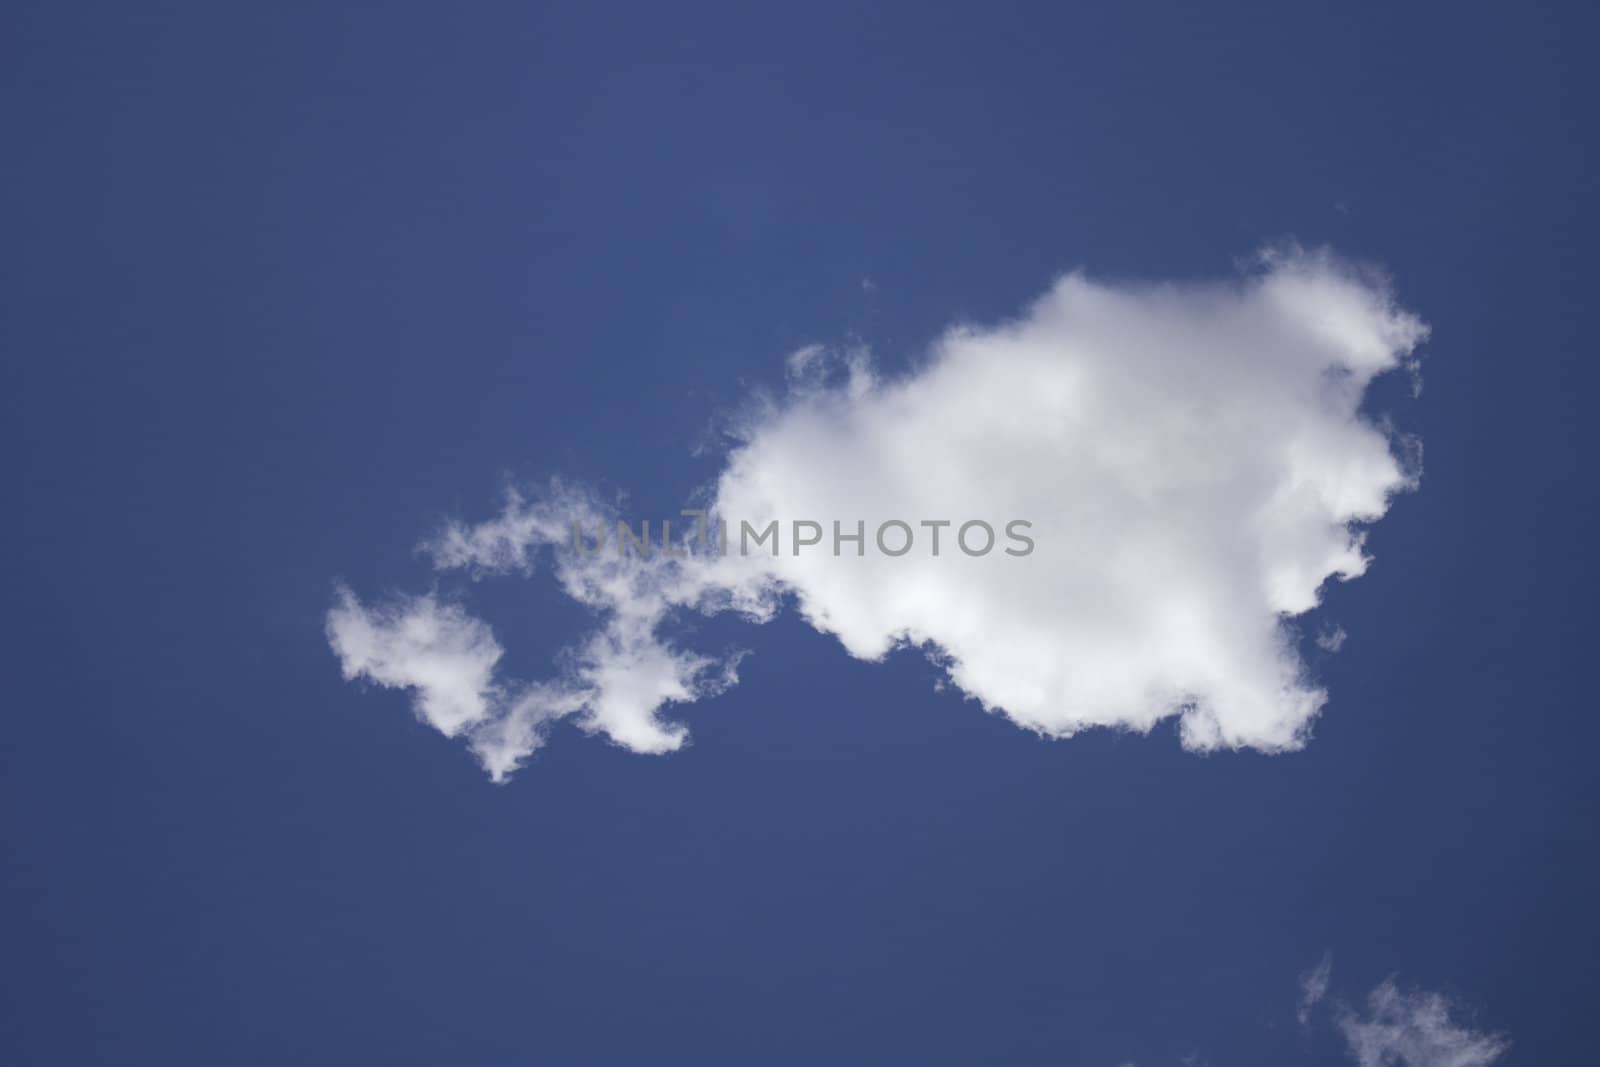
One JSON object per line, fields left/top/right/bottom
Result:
{"left": 328, "top": 246, "right": 1427, "bottom": 780}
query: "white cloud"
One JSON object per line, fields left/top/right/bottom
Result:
{"left": 1300, "top": 951, "right": 1333, "bottom": 1025}
{"left": 328, "top": 245, "right": 1427, "bottom": 778}
{"left": 1163, "top": 962, "right": 1508, "bottom": 1066}
{"left": 326, "top": 586, "right": 504, "bottom": 738}
{"left": 1338, "top": 979, "right": 1508, "bottom": 1067}
{"left": 707, "top": 245, "right": 1424, "bottom": 753}
{"left": 1317, "top": 626, "right": 1350, "bottom": 653}
{"left": 326, "top": 572, "right": 749, "bottom": 781}
{"left": 328, "top": 488, "right": 770, "bottom": 780}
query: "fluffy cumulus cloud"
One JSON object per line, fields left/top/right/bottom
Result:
{"left": 328, "top": 246, "right": 1427, "bottom": 780}
{"left": 326, "top": 587, "right": 504, "bottom": 739}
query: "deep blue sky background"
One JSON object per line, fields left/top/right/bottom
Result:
{"left": 4, "top": 3, "right": 1596, "bottom": 1064}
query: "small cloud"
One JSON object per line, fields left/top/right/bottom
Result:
{"left": 1317, "top": 626, "right": 1349, "bottom": 653}
{"left": 1106, "top": 963, "right": 1507, "bottom": 1067}
{"left": 784, "top": 343, "right": 826, "bottom": 381}
{"left": 1338, "top": 978, "right": 1508, "bottom": 1067}
{"left": 325, "top": 585, "right": 504, "bottom": 739}
{"left": 1299, "top": 951, "right": 1334, "bottom": 1024}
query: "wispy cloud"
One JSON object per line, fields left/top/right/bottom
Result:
{"left": 1149, "top": 958, "right": 1507, "bottom": 1066}
{"left": 1299, "top": 951, "right": 1333, "bottom": 1025}
{"left": 1316, "top": 626, "right": 1349, "bottom": 654}
{"left": 1338, "top": 978, "right": 1509, "bottom": 1067}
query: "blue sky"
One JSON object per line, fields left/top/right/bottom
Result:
{"left": 4, "top": 3, "right": 1596, "bottom": 1064}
